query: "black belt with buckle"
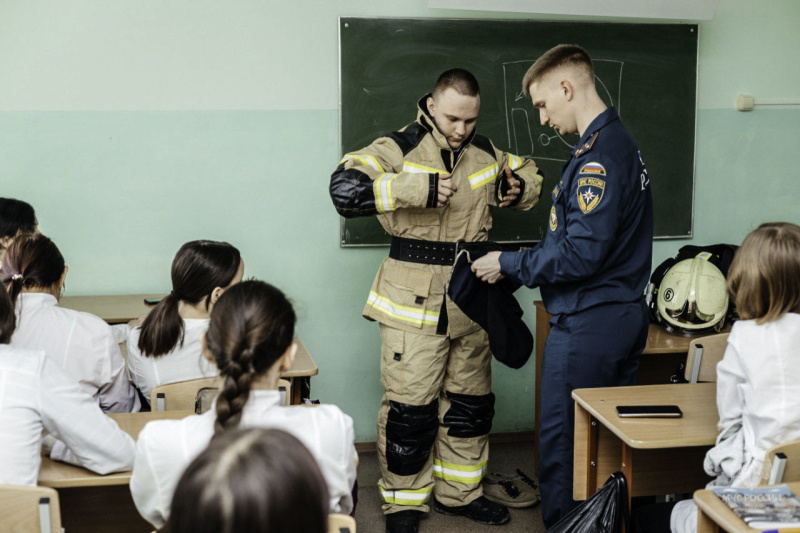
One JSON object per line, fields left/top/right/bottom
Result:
{"left": 389, "top": 236, "right": 499, "bottom": 266}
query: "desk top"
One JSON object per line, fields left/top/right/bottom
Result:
{"left": 60, "top": 294, "right": 165, "bottom": 324}
{"left": 572, "top": 383, "right": 718, "bottom": 449}
{"left": 694, "top": 482, "right": 800, "bottom": 533}
{"left": 38, "top": 410, "right": 194, "bottom": 488}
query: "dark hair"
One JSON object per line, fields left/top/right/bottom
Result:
{"left": 0, "top": 280, "right": 16, "bottom": 344}
{"left": 0, "top": 198, "right": 36, "bottom": 249}
{"left": 522, "top": 44, "right": 594, "bottom": 97}
{"left": 433, "top": 68, "right": 480, "bottom": 98}
{"left": 205, "top": 280, "right": 296, "bottom": 434}
{"left": 0, "top": 233, "right": 64, "bottom": 307}
{"left": 138, "top": 240, "right": 241, "bottom": 357}
{"left": 168, "top": 428, "right": 328, "bottom": 533}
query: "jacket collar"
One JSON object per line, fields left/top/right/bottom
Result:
{"left": 572, "top": 107, "right": 620, "bottom": 157}
{"left": 416, "top": 93, "right": 477, "bottom": 152}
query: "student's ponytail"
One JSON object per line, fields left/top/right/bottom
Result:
{"left": 137, "top": 240, "right": 240, "bottom": 357}
{"left": 204, "top": 280, "right": 296, "bottom": 435}
{"left": 0, "top": 234, "right": 64, "bottom": 308}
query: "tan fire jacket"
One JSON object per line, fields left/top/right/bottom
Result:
{"left": 330, "top": 94, "right": 543, "bottom": 337}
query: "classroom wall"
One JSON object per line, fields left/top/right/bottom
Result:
{"left": 1, "top": 0, "right": 798, "bottom": 441}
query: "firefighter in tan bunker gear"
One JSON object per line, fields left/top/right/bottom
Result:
{"left": 330, "top": 69, "right": 542, "bottom": 533}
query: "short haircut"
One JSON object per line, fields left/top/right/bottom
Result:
{"left": 169, "top": 428, "right": 329, "bottom": 533}
{"left": 0, "top": 281, "right": 15, "bottom": 344}
{"left": 433, "top": 68, "right": 480, "bottom": 98}
{"left": 522, "top": 44, "right": 594, "bottom": 97}
{"left": 727, "top": 222, "right": 800, "bottom": 323}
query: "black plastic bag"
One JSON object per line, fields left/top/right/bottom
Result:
{"left": 548, "top": 472, "right": 630, "bottom": 533}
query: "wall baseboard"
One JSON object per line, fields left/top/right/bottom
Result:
{"left": 355, "top": 430, "right": 535, "bottom": 454}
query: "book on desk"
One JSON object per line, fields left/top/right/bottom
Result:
{"left": 712, "top": 485, "right": 800, "bottom": 529}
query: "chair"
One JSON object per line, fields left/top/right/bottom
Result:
{"left": 328, "top": 513, "right": 356, "bottom": 533}
{"left": 683, "top": 332, "right": 729, "bottom": 383}
{"left": 759, "top": 438, "right": 800, "bottom": 485}
{"left": 0, "top": 485, "right": 61, "bottom": 533}
{"left": 152, "top": 377, "right": 293, "bottom": 412}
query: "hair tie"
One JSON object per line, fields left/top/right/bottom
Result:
{"left": 11, "top": 274, "right": 23, "bottom": 281}
{"left": 170, "top": 290, "right": 184, "bottom": 301}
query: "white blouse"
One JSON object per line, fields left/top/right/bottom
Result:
{"left": 130, "top": 390, "right": 358, "bottom": 529}
{"left": 11, "top": 293, "right": 139, "bottom": 413}
{"left": 127, "top": 319, "right": 217, "bottom": 403}
{"left": 672, "top": 313, "right": 800, "bottom": 533}
{"left": 0, "top": 345, "right": 135, "bottom": 486}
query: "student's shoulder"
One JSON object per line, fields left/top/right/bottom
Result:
{"left": 0, "top": 345, "right": 47, "bottom": 374}
{"left": 286, "top": 403, "right": 354, "bottom": 430}
{"left": 137, "top": 412, "right": 214, "bottom": 452}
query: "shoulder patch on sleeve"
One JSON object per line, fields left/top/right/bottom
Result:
{"left": 576, "top": 177, "right": 606, "bottom": 214}
{"left": 578, "top": 162, "right": 606, "bottom": 176}
{"left": 574, "top": 132, "right": 599, "bottom": 157}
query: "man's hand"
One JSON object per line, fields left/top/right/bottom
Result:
{"left": 471, "top": 251, "right": 505, "bottom": 284}
{"left": 437, "top": 174, "right": 457, "bottom": 207}
{"left": 499, "top": 166, "right": 521, "bottom": 207}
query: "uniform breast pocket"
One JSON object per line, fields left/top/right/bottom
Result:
{"left": 377, "top": 262, "right": 436, "bottom": 329}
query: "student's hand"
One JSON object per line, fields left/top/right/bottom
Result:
{"left": 499, "top": 166, "right": 521, "bottom": 207}
{"left": 437, "top": 174, "right": 457, "bottom": 207}
{"left": 471, "top": 251, "right": 505, "bottom": 284}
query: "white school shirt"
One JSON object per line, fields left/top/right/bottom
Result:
{"left": 127, "top": 319, "right": 217, "bottom": 403}
{"left": 0, "top": 345, "right": 135, "bottom": 485}
{"left": 672, "top": 313, "right": 800, "bottom": 533}
{"left": 130, "top": 390, "right": 358, "bottom": 529}
{"left": 11, "top": 293, "right": 140, "bottom": 413}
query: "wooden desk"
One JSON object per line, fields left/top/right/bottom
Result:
{"left": 573, "top": 384, "right": 717, "bottom": 508}
{"left": 533, "top": 300, "right": 729, "bottom": 473}
{"left": 694, "top": 482, "right": 800, "bottom": 533}
{"left": 38, "top": 410, "right": 193, "bottom": 533}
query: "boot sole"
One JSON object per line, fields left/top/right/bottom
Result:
{"left": 433, "top": 503, "right": 511, "bottom": 525}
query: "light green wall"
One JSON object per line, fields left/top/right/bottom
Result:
{"left": 1, "top": 0, "right": 799, "bottom": 441}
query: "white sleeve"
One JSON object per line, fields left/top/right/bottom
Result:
{"left": 129, "top": 423, "right": 172, "bottom": 529}
{"left": 38, "top": 357, "right": 135, "bottom": 475}
{"left": 110, "top": 323, "right": 131, "bottom": 344}
{"left": 97, "top": 331, "right": 140, "bottom": 413}
{"left": 322, "top": 408, "right": 358, "bottom": 515}
{"left": 715, "top": 334, "right": 745, "bottom": 437}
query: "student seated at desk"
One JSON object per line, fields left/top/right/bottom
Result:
{"left": 632, "top": 222, "right": 800, "bottom": 533}
{"left": 0, "top": 280, "right": 135, "bottom": 485}
{"left": 168, "top": 428, "right": 329, "bottom": 533}
{"left": 130, "top": 280, "right": 357, "bottom": 529}
{"left": 0, "top": 197, "right": 38, "bottom": 269}
{"left": 127, "top": 240, "right": 243, "bottom": 404}
{"left": 1, "top": 234, "right": 139, "bottom": 413}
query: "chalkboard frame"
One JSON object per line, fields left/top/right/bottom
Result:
{"left": 337, "top": 16, "right": 698, "bottom": 247}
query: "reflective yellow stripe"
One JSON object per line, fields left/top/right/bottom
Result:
{"left": 507, "top": 153, "right": 523, "bottom": 171}
{"left": 433, "top": 459, "right": 487, "bottom": 484}
{"left": 379, "top": 485, "right": 432, "bottom": 506}
{"left": 467, "top": 163, "right": 499, "bottom": 190}
{"left": 403, "top": 161, "right": 443, "bottom": 174}
{"left": 373, "top": 173, "right": 397, "bottom": 213}
{"left": 366, "top": 291, "right": 439, "bottom": 326}
{"left": 340, "top": 153, "right": 385, "bottom": 173}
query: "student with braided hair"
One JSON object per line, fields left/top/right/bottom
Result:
{"left": 130, "top": 280, "right": 357, "bottom": 529}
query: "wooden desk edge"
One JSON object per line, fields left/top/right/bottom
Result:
{"left": 694, "top": 488, "right": 756, "bottom": 533}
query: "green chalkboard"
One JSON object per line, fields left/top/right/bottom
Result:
{"left": 338, "top": 17, "right": 697, "bottom": 246}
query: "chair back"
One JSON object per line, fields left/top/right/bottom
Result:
{"left": 759, "top": 439, "right": 800, "bottom": 485}
{"left": 684, "top": 333, "right": 729, "bottom": 383}
{"left": 0, "top": 485, "right": 61, "bottom": 533}
{"left": 157, "top": 378, "right": 293, "bottom": 414}
{"left": 328, "top": 513, "right": 356, "bottom": 533}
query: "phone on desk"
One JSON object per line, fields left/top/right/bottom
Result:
{"left": 616, "top": 405, "right": 683, "bottom": 418}
{"left": 143, "top": 297, "right": 164, "bottom": 305}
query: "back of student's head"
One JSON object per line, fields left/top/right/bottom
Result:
{"left": 0, "top": 233, "right": 64, "bottom": 307}
{"left": 522, "top": 44, "right": 594, "bottom": 97}
{"left": 727, "top": 222, "right": 800, "bottom": 324}
{"left": 138, "top": 240, "right": 241, "bottom": 357}
{"left": 0, "top": 280, "right": 16, "bottom": 344}
{"left": 168, "top": 428, "right": 329, "bottom": 533}
{"left": 0, "top": 198, "right": 37, "bottom": 246}
{"left": 204, "top": 280, "right": 296, "bottom": 434}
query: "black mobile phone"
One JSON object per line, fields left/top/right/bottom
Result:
{"left": 616, "top": 405, "right": 683, "bottom": 418}
{"left": 143, "top": 297, "right": 164, "bottom": 306}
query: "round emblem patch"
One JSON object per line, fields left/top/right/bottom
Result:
{"left": 664, "top": 288, "right": 674, "bottom": 301}
{"left": 549, "top": 206, "right": 558, "bottom": 231}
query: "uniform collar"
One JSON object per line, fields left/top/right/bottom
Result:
{"left": 572, "top": 107, "right": 619, "bottom": 158}
{"left": 416, "top": 93, "right": 477, "bottom": 152}
{"left": 17, "top": 292, "right": 58, "bottom": 308}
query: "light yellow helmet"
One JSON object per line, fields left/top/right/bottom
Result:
{"left": 656, "top": 256, "right": 729, "bottom": 333}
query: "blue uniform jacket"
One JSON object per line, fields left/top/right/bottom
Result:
{"left": 499, "top": 107, "right": 653, "bottom": 315}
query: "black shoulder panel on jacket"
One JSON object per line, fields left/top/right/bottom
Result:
{"left": 471, "top": 135, "right": 496, "bottom": 159}
{"left": 384, "top": 123, "right": 428, "bottom": 156}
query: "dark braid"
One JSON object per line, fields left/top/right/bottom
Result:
{"left": 206, "top": 280, "right": 296, "bottom": 435}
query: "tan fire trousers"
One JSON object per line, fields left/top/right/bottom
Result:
{"left": 376, "top": 323, "right": 493, "bottom": 514}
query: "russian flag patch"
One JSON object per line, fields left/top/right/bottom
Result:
{"left": 579, "top": 162, "right": 606, "bottom": 176}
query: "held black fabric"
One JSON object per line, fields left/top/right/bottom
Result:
{"left": 329, "top": 164, "right": 379, "bottom": 218}
{"left": 442, "top": 391, "right": 495, "bottom": 438}
{"left": 386, "top": 399, "right": 439, "bottom": 476}
{"left": 548, "top": 472, "right": 630, "bottom": 533}
{"left": 447, "top": 251, "right": 534, "bottom": 369}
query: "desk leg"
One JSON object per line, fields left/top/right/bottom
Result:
{"left": 290, "top": 376, "right": 311, "bottom": 405}
{"left": 622, "top": 443, "right": 633, "bottom": 512}
{"left": 587, "top": 417, "right": 598, "bottom": 496}
{"left": 533, "top": 306, "right": 550, "bottom": 475}
{"left": 696, "top": 508, "right": 719, "bottom": 533}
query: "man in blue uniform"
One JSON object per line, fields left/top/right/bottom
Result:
{"left": 471, "top": 44, "right": 654, "bottom": 526}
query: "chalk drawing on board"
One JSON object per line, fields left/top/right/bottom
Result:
{"left": 503, "top": 59, "right": 624, "bottom": 162}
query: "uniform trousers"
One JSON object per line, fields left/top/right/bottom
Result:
{"left": 539, "top": 300, "right": 649, "bottom": 527}
{"left": 376, "top": 324, "right": 493, "bottom": 514}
